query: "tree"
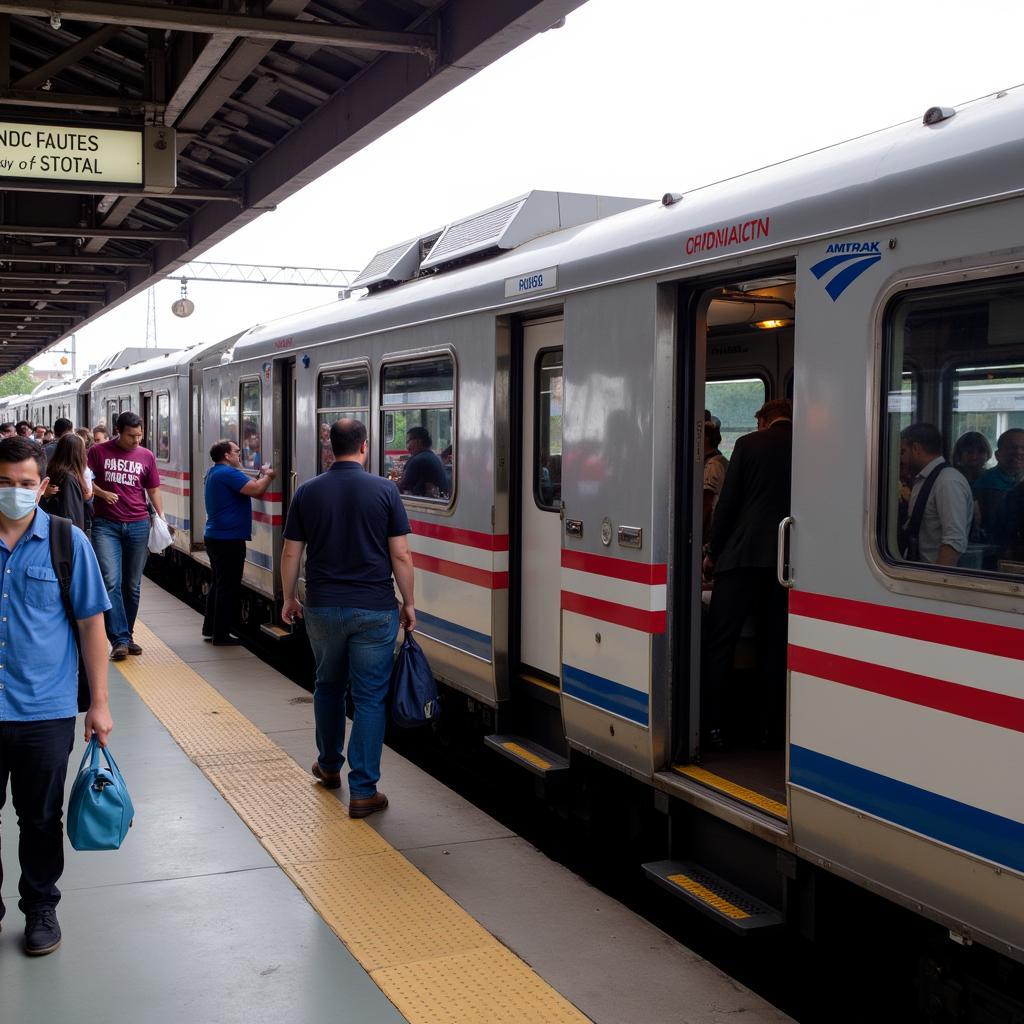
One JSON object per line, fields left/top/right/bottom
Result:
{"left": 0, "top": 364, "right": 35, "bottom": 398}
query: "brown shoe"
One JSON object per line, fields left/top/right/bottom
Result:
{"left": 311, "top": 763, "right": 341, "bottom": 790}
{"left": 348, "top": 792, "right": 388, "bottom": 819}
{"left": 110, "top": 644, "right": 129, "bottom": 661}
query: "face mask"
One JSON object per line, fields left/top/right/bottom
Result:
{"left": 0, "top": 485, "right": 39, "bottom": 521}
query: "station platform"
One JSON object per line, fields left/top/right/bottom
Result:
{"left": 1, "top": 580, "right": 792, "bottom": 1024}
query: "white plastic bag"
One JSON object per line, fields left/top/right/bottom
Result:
{"left": 148, "top": 515, "right": 173, "bottom": 554}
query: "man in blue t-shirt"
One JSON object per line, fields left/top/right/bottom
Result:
{"left": 202, "top": 439, "right": 276, "bottom": 644}
{"left": 0, "top": 436, "right": 112, "bottom": 956}
{"left": 397, "top": 426, "right": 448, "bottom": 500}
{"left": 281, "top": 419, "right": 415, "bottom": 819}
{"left": 973, "top": 428, "right": 1024, "bottom": 548}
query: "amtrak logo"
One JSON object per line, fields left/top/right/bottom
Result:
{"left": 810, "top": 241, "right": 882, "bottom": 301}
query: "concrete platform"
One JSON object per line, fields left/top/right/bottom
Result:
{"left": 0, "top": 579, "right": 792, "bottom": 1023}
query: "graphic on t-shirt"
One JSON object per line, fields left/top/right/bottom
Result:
{"left": 102, "top": 456, "right": 146, "bottom": 487}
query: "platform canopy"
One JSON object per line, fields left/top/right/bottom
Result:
{"left": 0, "top": 0, "right": 584, "bottom": 371}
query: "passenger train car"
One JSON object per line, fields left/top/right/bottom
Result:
{"left": 72, "top": 89, "right": 1024, "bottom": 993}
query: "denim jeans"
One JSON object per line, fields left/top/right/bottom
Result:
{"left": 91, "top": 517, "right": 151, "bottom": 647}
{"left": 304, "top": 606, "right": 399, "bottom": 799}
{"left": 0, "top": 717, "right": 76, "bottom": 916}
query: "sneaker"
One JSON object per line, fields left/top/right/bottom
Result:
{"left": 127, "top": 642, "right": 143, "bottom": 656}
{"left": 311, "top": 763, "right": 341, "bottom": 790}
{"left": 348, "top": 792, "right": 388, "bottom": 819}
{"left": 110, "top": 644, "right": 129, "bottom": 661}
{"left": 24, "top": 908, "right": 61, "bottom": 956}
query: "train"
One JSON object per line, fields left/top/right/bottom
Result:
{"left": 5, "top": 86, "right": 1024, "bottom": 1005}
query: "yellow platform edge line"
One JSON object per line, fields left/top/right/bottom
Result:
{"left": 674, "top": 764, "right": 788, "bottom": 819}
{"left": 502, "top": 741, "right": 552, "bottom": 770}
{"left": 665, "top": 873, "right": 751, "bottom": 920}
{"left": 118, "top": 620, "right": 591, "bottom": 1024}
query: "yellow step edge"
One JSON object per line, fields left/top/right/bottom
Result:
{"left": 674, "top": 764, "right": 788, "bottom": 820}
{"left": 502, "top": 741, "right": 552, "bottom": 771}
{"left": 119, "top": 621, "right": 590, "bottom": 1024}
{"left": 665, "top": 873, "right": 751, "bottom": 921}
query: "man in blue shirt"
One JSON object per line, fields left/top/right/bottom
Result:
{"left": 974, "top": 428, "right": 1024, "bottom": 548}
{"left": 281, "top": 419, "right": 415, "bottom": 819}
{"left": 0, "top": 436, "right": 112, "bottom": 956}
{"left": 202, "top": 439, "right": 276, "bottom": 645}
{"left": 398, "top": 426, "right": 448, "bottom": 500}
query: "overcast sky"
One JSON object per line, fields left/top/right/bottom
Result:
{"left": 38, "top": 0, "right": 1024, "bottom": 370}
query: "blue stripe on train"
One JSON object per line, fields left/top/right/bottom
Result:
{"left": 790, "top": 745, "right": 1024, "bottom": 874}
{"left": 165, "top": 513, "right": 190, "bottom": 531}
{"left": 415, "top": 609, "right": 492, "bottom": 662}
{"left": 246, "top": 549, "right": 273, "bottom": 570}
{"left": 562, "top": 664, "right": 649, "bottom": 726}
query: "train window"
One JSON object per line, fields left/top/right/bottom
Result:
{"left": 880, "top": 277, "right": 1024, "bottom": 580}
{"left": 156, "top": 392, "right": 170, "bottom": 461}
{"left": 220, "top": 393, "right": 238, "bottom": 445}
{"left": 381, "top": 355, "right": 454, "bottom": 504}
{"left": 106, "top": 400, "right": 117, "bottom": 431}
{"left": 535, "top": 348, "right": 563, "bottom": 510}
{"left": 705, "top": 377, "right": 767, "bottom": 458}
{"left": 239, "top": 380, "right": 262, "bottom": 470}
{"left": 317, "top": 366, "right": 369, "bottom": 474}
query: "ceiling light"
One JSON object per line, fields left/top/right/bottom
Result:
{"left": 753, "top": 318, "right": 791, "bottom": 330}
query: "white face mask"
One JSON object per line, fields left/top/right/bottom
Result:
{"left": 0, "top": 485, "right": 40, "bottom": 521}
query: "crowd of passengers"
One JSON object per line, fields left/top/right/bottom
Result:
{"left": 899, "top": 423, "right": 1024, "bottom": 569}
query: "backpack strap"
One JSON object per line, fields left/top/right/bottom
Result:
{"left": 48, "top": 515, "right": 90, "bottom": 712}
{"left": 903, "top": 460, "right": 949, "bottom": 561}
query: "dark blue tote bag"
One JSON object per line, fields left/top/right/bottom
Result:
{"left": 390, "top": 629, "right": 440, "bottom": 728}
{"left": 67, "top": 738, "right": 135, "bottom": 851}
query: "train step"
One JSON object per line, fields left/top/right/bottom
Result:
{"left": 642, "top": 860, "right": 783, "bottom": 935}
{"left": 260, "top": 622, "right": 292, "bottom": 640}
{"left": 484, "top": 735, "right": 569, "bottom": 777}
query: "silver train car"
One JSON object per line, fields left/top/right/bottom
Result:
{"left": 91, "top": 89, "right": 1024, "bottom": 982}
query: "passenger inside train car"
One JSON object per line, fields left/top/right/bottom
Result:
{"left": 686, "top": 276, "right": 795, "bottom": 806}
{"left": 881, "top": 276, "right": 1024, "bottom": 576}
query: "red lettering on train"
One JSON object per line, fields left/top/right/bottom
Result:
{"left": 684, "top": 216, "right": 771, "bottom": 257}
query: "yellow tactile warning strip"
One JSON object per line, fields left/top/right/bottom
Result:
{"left": 665, "top": 873, "right": 751, "bottom": 921}
{"left": 673, "top": 764, "right": 789, "bottom": 820}
{"left": 118, "top": 622, "right": 590, "bottom": 1024}
{"left": 502, "top": 741, "right": 552, "bottom": 771}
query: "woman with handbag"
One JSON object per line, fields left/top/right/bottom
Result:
{"left": 40, "top": 433, "right": 89, "bottom": 531}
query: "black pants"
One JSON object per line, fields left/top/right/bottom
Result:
{"left": 203, "top": 538, "right": 247, "bottom": 640}
{"left": 0, "top": 717, "right": 76, "bottom": 917}
{"left": 704, "top": 568, "right": 789, "bottom": 738}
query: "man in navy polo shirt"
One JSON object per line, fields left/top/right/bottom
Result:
{"left": 202, "top": 438, "right": 276, "bottom": 644}
{"left": 0, "top": 436, "right": 112, "bottom": 956}
{"left": 281, "top": 419, "right": 415, "bottom": 819}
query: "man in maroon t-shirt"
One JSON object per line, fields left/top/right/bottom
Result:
{"left": 87, "top": 411, "right": 166, "bottom": 660}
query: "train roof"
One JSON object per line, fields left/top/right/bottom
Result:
{"left": 94, "top": 335, "right": 242, "bottom": 389}
{"left": 230, "top": 85, "right": 1024, "bottom": 364}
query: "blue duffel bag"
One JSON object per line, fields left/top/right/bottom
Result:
{"left": 390, "top": 629, "right": 441, "bottom": 728}
{"left": 67, "top": 737, "right": 135, "bottom": 851}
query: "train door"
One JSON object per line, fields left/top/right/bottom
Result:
{"left": 518, "top": 317, "right": 564, "bottom": 681}
{"left": 676, "top": 269, "right": 795, "bottom": 821}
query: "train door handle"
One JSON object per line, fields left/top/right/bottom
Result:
{"left": 777, "top": 516, "right": 795, "bottom": 589}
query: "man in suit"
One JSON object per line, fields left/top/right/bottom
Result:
{"left": 701, "top": 398, "right": 792, "bottom": 749}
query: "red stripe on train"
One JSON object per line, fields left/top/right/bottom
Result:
{"left": 561, "top": 549, "right": 667, "bottom": 585}
{"left": 252, "top": 511, "right": 282, "bottom": 526}
{"left": 160, "top": 470, "right": 190, "bottom": 480}
{"left": 411, "top": 552, "right": 508, "bottom": 589}
{"left": 789, "top": 644, "right": 1024, "bottom": 734}
{"left": 260, "top": 491, "right": 283, "bottom": 502}
{"left": 561, "top": 591, "right": 666, "bottom": 634}
{"left": 160, "top": 484, "right": 190, "bottom": 497}
{"left": 790, "top": 591, "right": 1024, "bottom": 662}
{"left": 409, "top": 519, "right": 509, "bottom": 552}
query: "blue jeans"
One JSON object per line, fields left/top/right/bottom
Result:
{"left": 304, "top": 606, "right": 399, "bottom": 799}
{"left": 91, "top": 517, "right": 151, "bottom": 647}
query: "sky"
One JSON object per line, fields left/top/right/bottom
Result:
{"left": 36, "top": 0, "right": 1024, "bottom": 371}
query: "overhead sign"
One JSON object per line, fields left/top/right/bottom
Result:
{"left": 0, "top": 121, "right": 143, "bottom": 185}
{"left": 505, "top": 266, "right": 558, "bottom": 298}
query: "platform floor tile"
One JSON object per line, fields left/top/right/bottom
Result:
{"left": 114, "top": 620, "right": 594, "bottom": 1023}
